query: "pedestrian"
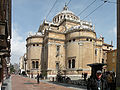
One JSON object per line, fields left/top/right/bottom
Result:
{"left": 84, "top": 73, "right": 87, "bottom": 81}
{"left": 36, "top": 73, "right": 40, "bottom": 84}
{"left": 40, "top": 73, "right": 42, "bottom": 79}
{"left": 107, "top": 71, "right": 116, "bottom": 90}
{"left": 82, "top": 73, "right": 84, "bottom": 78}
{"left": 87, "top": 70, "right": 108, "bottom": 90}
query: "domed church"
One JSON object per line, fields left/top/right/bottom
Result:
{"left": 26, "top": 5, "right": 113, "bottom": 78}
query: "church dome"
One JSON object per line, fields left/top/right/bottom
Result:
{"left": 53, "top": 5, "right": 80, "bottom": 24}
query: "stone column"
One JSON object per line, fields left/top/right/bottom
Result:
{"left": 116, "top": 0, "right": 120, "bottom": 89}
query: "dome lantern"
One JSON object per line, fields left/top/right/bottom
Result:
{"left": 53, "top": 4, "right": 80, "bottom": 24}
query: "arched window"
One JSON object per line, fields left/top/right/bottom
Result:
{"left": 61, "top": 16, "right": 62, "bottom": 19}
{"left": 68, "top": 60, "right": 71, "bottom": 68}
{"left": 64, "top": 15, "right": 66, "bottom": 18}
{"left": 95, "top": 49, "right": 97, "bottom": 56}
{"left": 55, "top": 18, "right": 56, "bottom": 22}
{"left": 32, "top": 61, "right": 35, "bottom": 69}
{"left": 86, "top": 38, "right": 89, "bottom": 41}
{"left": 90, "top": 39, "right": 92, "bottom": 42}
{"left": 73, "top": 39, "right": 75, "bottom": 42}
{"left": 102, "top": 59, "right": 104, "bottom": 63}
{"left": 36, "top": 61, "right": 39, "bottom": 69}
{"left": 72, "top": 59, "right": 75, "bottom": 68}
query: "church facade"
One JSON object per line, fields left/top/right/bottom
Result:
{"left": 26, "top": 5, "right": 113, "bottom": 78}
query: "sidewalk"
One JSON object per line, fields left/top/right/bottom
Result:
{"left": 1, "top": 77, "right": 11, "bottom": 90}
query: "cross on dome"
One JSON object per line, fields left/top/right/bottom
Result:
{"left": 63, "top": 3, "right": 68, "bottom": 11}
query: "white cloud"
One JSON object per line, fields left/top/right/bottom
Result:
{"left": 109, "top": 27, "right": 117, "bottom": 35}
{"left": 113, "top": 27, "right": 117, "bottom": 35}
{"left": 11, "top": 24, "right": 26, "bottom": 64}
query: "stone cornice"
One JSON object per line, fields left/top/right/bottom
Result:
{"left": 26, "top": 35, "right": 44, "bottom": 41}
{"left": 58, "top": 19, "right": 80, "bottom": 26}
{"left": 103, "top": 43, "right": 113, "bottom": 47}
{"left": 96, "top": 45, "right": 103, "bottom": 47}
{"left": 48, "top": 30, "right": 65, "bottom": 34}
{"left": 48, "top": 37, "right": 65, "bottom": 42}
{"left": 66, "top": 36, "right": 96, "bottom": 42}
{"left": 44, "top": 22, "right": 58, "bottom": 27}
{"left": 65, "top": 29, "right": 96, "bottom": 35}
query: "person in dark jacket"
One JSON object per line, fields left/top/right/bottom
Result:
{"left": 36, "top": 73, "right": 40, "bottom": 84}
{"left": 87, "top": 70, "right": 108, "bottom": 90}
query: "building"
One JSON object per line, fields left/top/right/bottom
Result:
{"left": 0, "top": 0, "right": 12, "bottom": 85}
{"left": 107, "top": 49, "right": 117, "bottom": 72}
{"left": 26, "top": 5, "right": 113, "bottom": 78}
{"left": 19, "top": 55, "right": 25, "bottom": 74}
{"left": 19, "top": 53, "right": 27, "bottom": 75}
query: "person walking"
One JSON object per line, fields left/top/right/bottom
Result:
{"left": 36, "top": 73, "right": 40, "bottom": 84}
{"left": 87, "top": 70, "right": 108, "bottom": 90}
{"left": 107, "top": 71, "right": 116, "bottom": 90}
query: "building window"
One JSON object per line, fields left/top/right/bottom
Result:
{"left": 86, "top": 38, "right": 89, "bottom": 41}
{"left": 56, "top": 45, "right": 60, "bottom": 57}
{"left": 56, "top": 62, "right": 59, "bottom": 70}
{"left": 33, "top": 44, "right": 35, "bottom": 46}
{"left": 32, "top": 61, "right": 35, "bottom": 69}
{"left": 72, "top": 59, "right": 75, "bottom": 68}
{"left": 68, "top": 59, "right": 75, "bottom": 69}
{"left": 61, "top": 16, "right": 62, "bottom": 19}
{"left": 67, "top": 15, "right": 69, "bottom": 18}
{"left": 107, "top": 46, "right": 109, "bottom": 49}
{"left": 102, "top": 59, "right": 104, "bottom": 63}
{"left": 64, "top": 15, "right": 66, "bottom": 18}
{"left": 73, "top": 39, "right": 75, "bottom": 42}
{"left": 36, "top": 61, "right": 39, "bottom": 69}
{"left": 90, "top": 39, "right": 92, "bottom": 42}
{"left": 55, "top": 18, "right": 56, "bottom": 22}
{"left": 68, "top": 60, "right": 71, "bottom": 68}
{"left": 69, "top": 40, "right": 71, "bottom": 42}
{"left": 37, "top": 44, "right": 39, "bottom": 46}
{"left": 95, "top": 49, "right": 97, "bottom": 56}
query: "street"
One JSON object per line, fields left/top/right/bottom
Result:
{"left": 10, "top": 75, "right": 86, "bottom": 90}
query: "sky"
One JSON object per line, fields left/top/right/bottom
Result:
{"left": 11, "top": 0, "right": 117, "bottom": 64}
